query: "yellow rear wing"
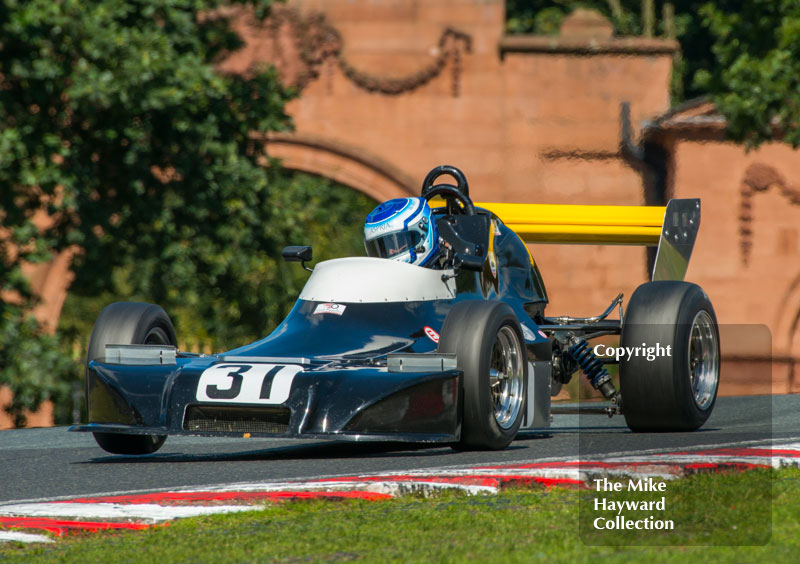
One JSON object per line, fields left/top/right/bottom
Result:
{"left": 465, "top": 199, "right": 700, "bottom": 281}
{"left": 475, "top": 202, "right": 665, "bottom": 246}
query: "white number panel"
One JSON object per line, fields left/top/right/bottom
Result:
{"left": 196, "top": 363, "right": 301, "bottom": 404}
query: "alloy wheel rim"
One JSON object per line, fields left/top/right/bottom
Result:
{"left": 489, "top": 325, "right": 525, "bottom": 429}
{"left": 688, "top": 310, "right": 719, "bottom": 410}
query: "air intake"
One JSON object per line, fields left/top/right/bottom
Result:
{"left": 183, "top": 405, "right": 290, "bottom": 434}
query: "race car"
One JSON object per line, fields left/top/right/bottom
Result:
{"left": 70, "top": 165, "right": 719, "bottom": 454}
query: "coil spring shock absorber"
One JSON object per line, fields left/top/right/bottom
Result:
{"left": 569, "top": 338, "right": 620, "bottom": 403}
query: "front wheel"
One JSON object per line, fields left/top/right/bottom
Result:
{"left": 86, "top": 302, "right": 175, "bottom": 454}
{"left": 620, "top": 281, "right": 720, "bottom": 432}
{"left": 438, "top": 301, "right": 527, "bottom": 450}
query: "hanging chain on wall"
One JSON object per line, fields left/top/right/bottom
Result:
{"left": 264, "top": 6, "right": 472, "bottom": 97}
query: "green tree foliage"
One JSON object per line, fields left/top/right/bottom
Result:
{"left": 0, "top": 0, "right": 376, "bottom": 425}
{"left": 696, "top": 0, "right": 800, "bottom": 148}
{"left": 0, "top": 314, "right": 77, "bottom": 427}
{"left": 58, "top": 174, "right": 375, "bottom": 352}
{"left": 506, "top": 1, "right": 648, "bottom": 37}
{"left": 506, "top": 1, "right": 800, "bottom": 147}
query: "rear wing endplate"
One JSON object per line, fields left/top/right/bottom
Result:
{"left": 477, "top": 199, "right": 700, "bottom": 282}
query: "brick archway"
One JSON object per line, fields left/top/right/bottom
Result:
{"left": 262, "top": 132, "right": 417, "bottom": 203}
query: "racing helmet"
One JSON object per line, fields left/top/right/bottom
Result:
{"left": 364, "top": 197, "right": 439, "bottom": 266}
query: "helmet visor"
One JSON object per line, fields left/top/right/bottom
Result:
{"left": 365, "top": 231, "right": 422, "bottom": 259}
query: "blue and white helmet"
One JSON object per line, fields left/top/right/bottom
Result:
{"left": 364, "top": 197, "right": 439, "bottom": 266}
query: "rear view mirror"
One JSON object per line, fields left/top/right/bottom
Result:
{"left": 282, "top": 246, "right": 313, "bottom": 272}
{"left": 282, "top": 246, "right": 312, "bottom": 262}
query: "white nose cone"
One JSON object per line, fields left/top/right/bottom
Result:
{"left": 299, "top": 257, "right": 456, "bottom": 303}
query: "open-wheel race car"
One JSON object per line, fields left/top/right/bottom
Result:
{"left": 70, "top": 165, "right": 720, "bottom": 454}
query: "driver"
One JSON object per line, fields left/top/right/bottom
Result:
{"left": 364, "top": 197, "right": 441, "bottom": 267}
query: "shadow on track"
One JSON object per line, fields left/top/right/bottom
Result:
{"left": 77, "top": 439, "right": 509, "bottom": 465}
{"left": 76, "top": 432, "right": 555, "bottom": 465}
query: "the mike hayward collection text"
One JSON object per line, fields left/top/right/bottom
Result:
{"left": 591, "top": 477, "right": 675, "bottom": 531}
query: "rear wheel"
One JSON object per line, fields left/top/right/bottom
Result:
{"left": 438, "top": 301, "right": 527, "bottom": 450}
{"left": 620, "top": 282, "right": 720, "bottom": 432}
{"left": 86, "top": 302, "right": 176, "bottom": 454}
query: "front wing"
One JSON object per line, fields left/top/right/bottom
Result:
{"left": 70, "top": 356, "right": 462, "bottom": 443}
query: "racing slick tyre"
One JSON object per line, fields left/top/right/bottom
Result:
{"left": 86, "top": 302, "right": 176, "bottom": 455}
{"left": 438, "top": 301, "right": 527, "bottom": 450}
{"left": 620, "top": 281, "right": 720, "bottom": 432}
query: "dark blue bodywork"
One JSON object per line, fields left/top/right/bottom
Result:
{"left": 71, "top": 208, "right": 552, "bottom": 443}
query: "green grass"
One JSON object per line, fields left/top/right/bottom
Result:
{"left": 2, "top": 468, "right": 799, "bottom": 563}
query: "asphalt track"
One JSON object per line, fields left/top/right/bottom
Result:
{"left": 0, "top": 395, "right": 795, "bottom": 504}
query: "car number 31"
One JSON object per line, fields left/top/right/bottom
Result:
{"left": 196, "top": 364, "right": 301, "bottom": 404}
